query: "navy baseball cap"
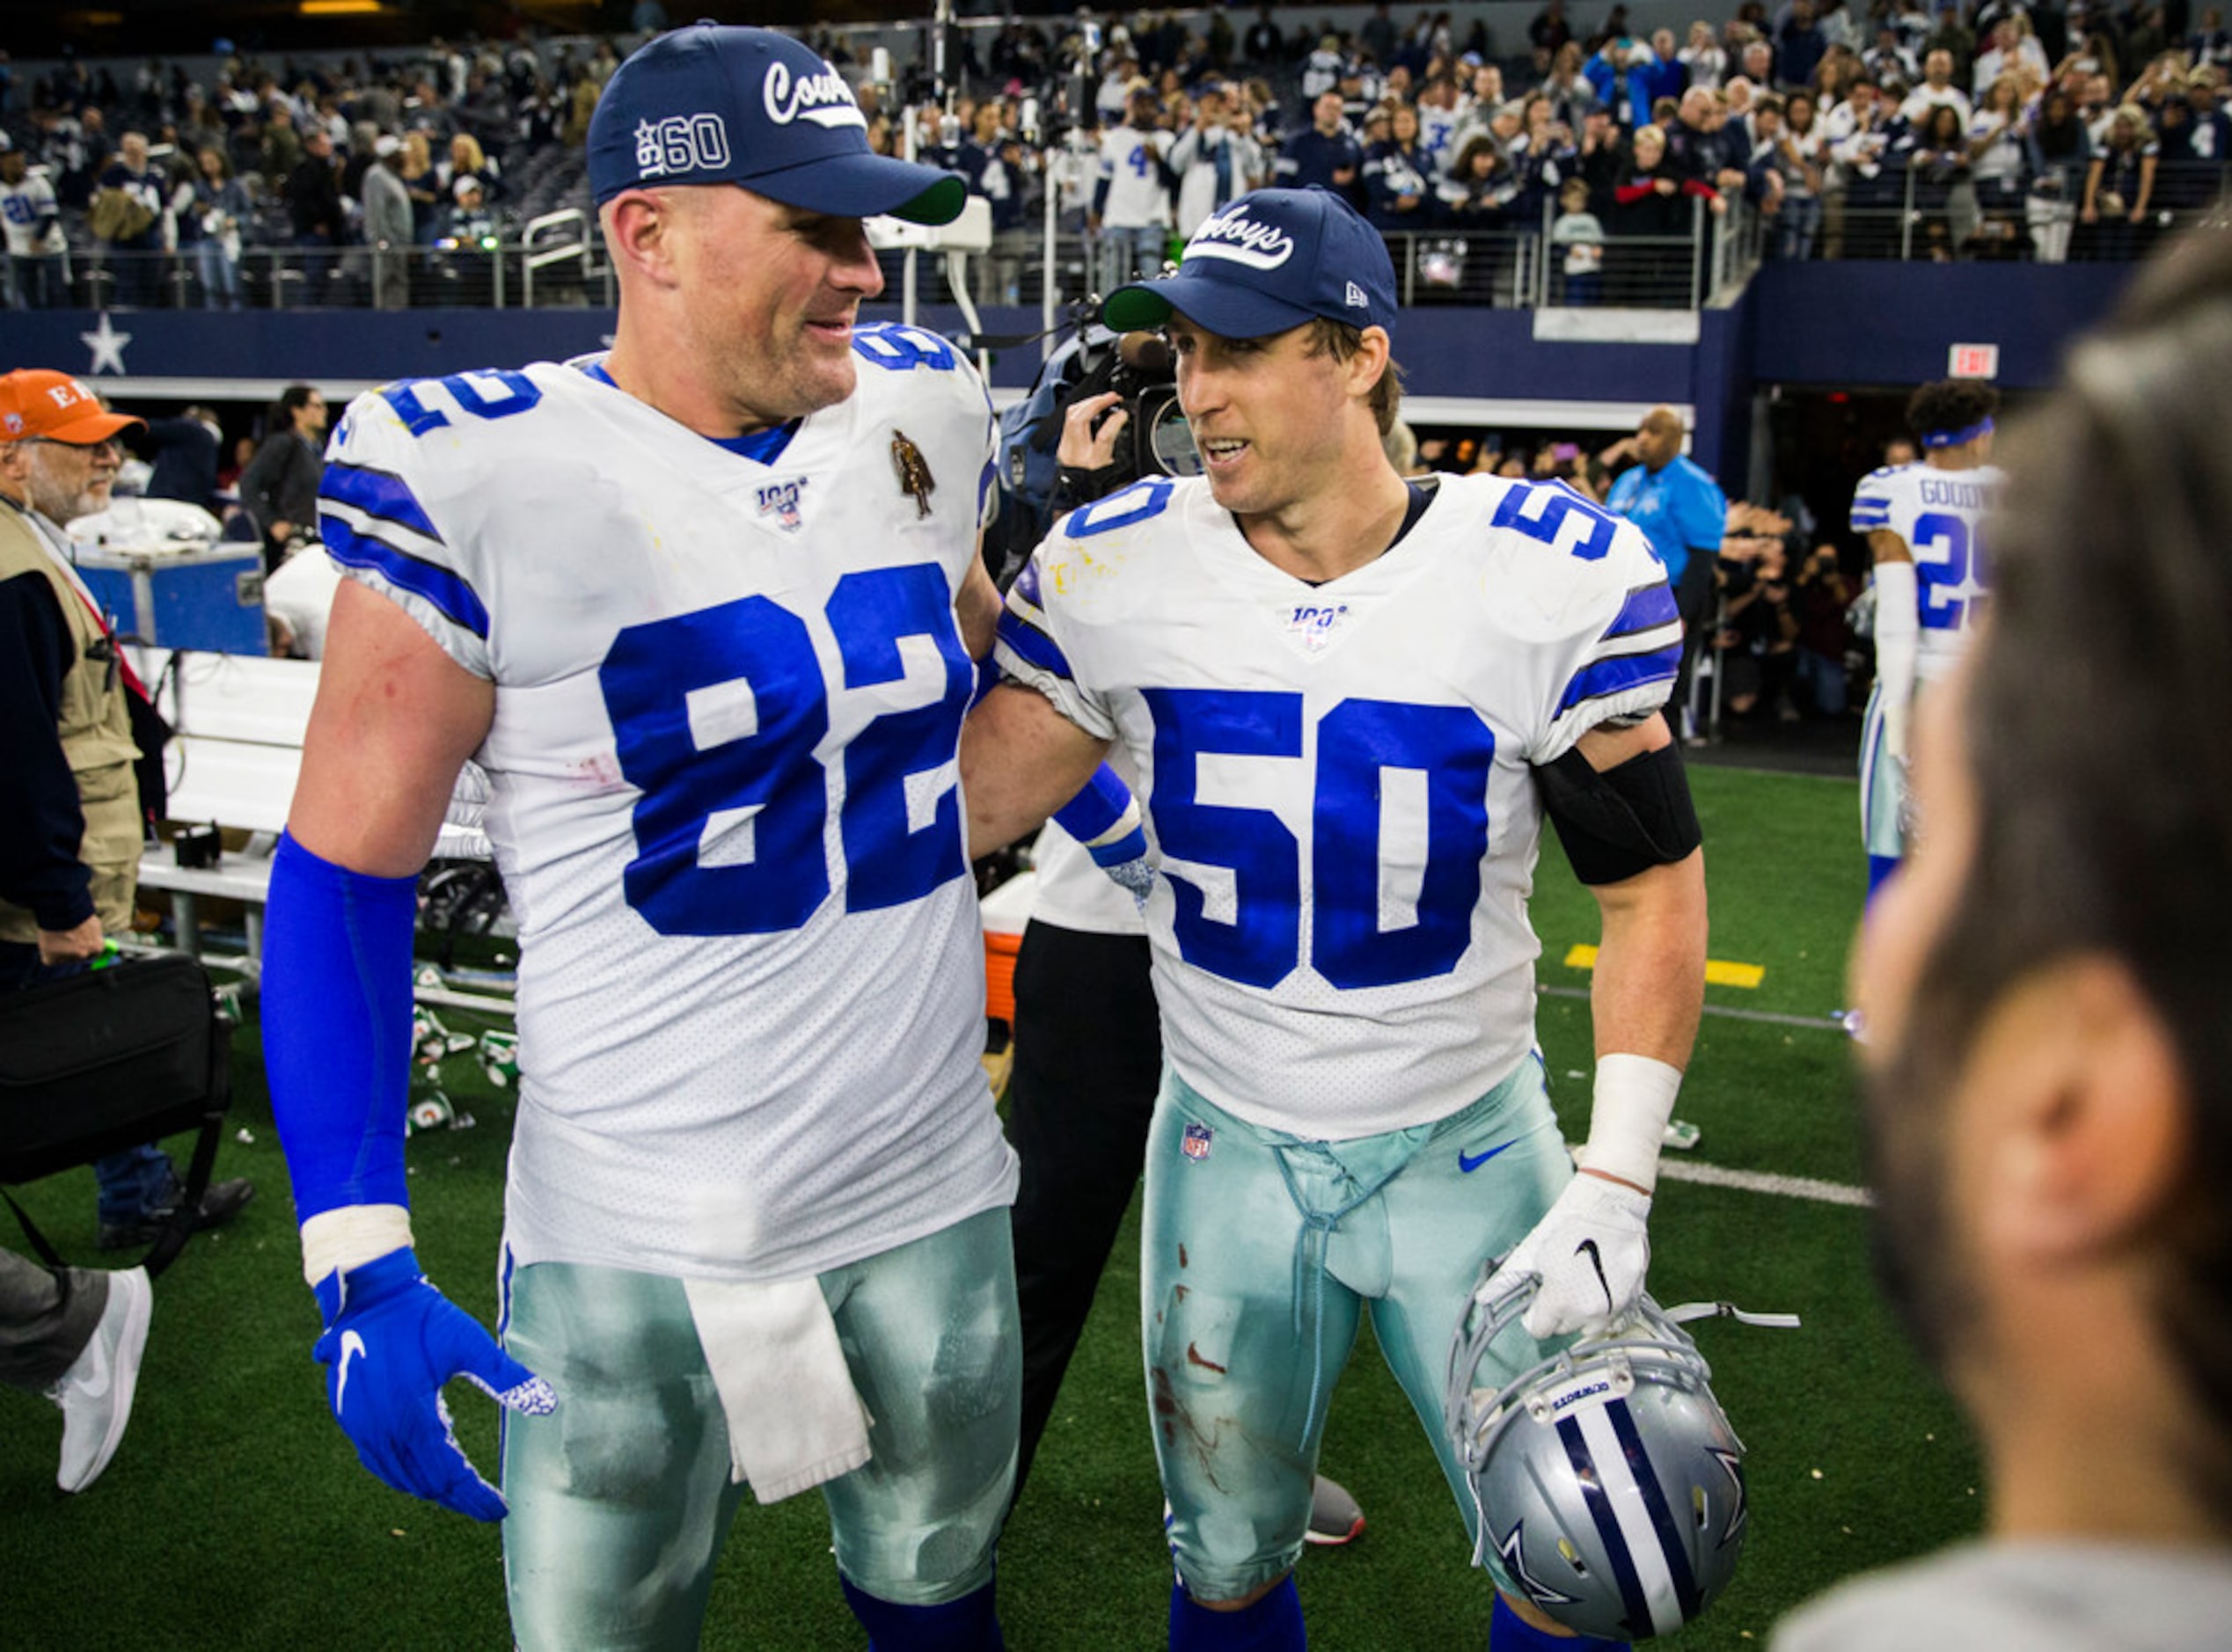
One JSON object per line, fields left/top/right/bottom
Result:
{"left": 588, "top": 24, "right": 965, "bottom": 224}
{"left": 1102, "top": 186, "right": 1398, "bottom": 340}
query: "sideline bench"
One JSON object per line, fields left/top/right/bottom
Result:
{"left": 122, "top": 647, "right": 1025, "bottom": 1012}
{"left": 128, "top": 646, "right": 493, "bottom": 966}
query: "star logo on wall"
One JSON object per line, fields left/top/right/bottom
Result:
{"left": 81, "top": 312, "right": 133, "bottom": 376}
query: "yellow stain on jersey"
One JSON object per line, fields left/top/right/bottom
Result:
{"left": 1561, "top": 944, "right": 1765, "bottom": 990}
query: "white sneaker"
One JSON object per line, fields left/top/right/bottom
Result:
{"left": 48, "top": 1265, "right": 152, "bottom": 1493}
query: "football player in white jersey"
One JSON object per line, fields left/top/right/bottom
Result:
{"left": 261, "top": 27, "right": 1021, "bottom": 1650}
{"left": 1002, "top": 388, "right": 1365, "bottom": 1548}
{"left": 1782, "top": 230, "right": 2232, "bottom": 1652}
{"left": 962, "top": 186, "right": 1709, "bottom": 1651}
{"left": 1850, "top": 380, "right": 2001, "bottom": 901}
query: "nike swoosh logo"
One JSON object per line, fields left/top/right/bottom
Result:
{"left": 1458, "top": 1141, "right": 1515, "bottom": 1173}
{"left": 1576, "top": 1239, "right": 1614, "bottom": 1311}
{"left": 336, "top": 1330, "right": 367, "bottom": 1414}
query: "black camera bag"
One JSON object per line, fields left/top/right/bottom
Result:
{"left": 0, "top": 951, "right": 234, "bottom": 1276}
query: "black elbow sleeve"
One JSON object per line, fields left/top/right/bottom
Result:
{"left": 1537, "top": 741, "right": 1703, "bottom": 886}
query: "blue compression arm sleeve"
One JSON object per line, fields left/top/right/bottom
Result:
{"left": 1054, "top": 764, "right": 1150, "bottom": 871}
{"left": 262, "top": 830, "right": 420, "bottom": 1221}
{"left": 1053, "top": 763, "right": 1133, "bottom": 842}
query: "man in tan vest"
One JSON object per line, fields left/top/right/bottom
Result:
{"left": 0, "top": 369, "right": 252, "bottom": 1249}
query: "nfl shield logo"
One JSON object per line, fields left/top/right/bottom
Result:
{"left": 757, "top": 477, "right": 808, "bottom": 532}
{"left": 1182, "top": 1122, "right": 1213, "bottom": 1161}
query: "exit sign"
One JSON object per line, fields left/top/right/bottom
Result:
{"left": 1949, "top": 343, "right": 2001, "bottom": 379}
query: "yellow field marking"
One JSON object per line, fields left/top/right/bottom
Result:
{"left": 1561, "top": 944, "right": 1765, "bottom": 990}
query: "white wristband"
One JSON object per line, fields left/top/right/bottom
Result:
{"left": 1081, "top": 793, "right": 1143, "bottom": 851}
{"left": 1583, "top": 1053, "right": 1684, "bottom": 1192}
{"left": 300, "top": 1203, "right": 415, "bottom": 1288}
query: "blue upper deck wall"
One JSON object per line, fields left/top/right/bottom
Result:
{"left": 1745, "top": 261, "right": 2140, "bottom": 390}
{"left": 3, "top": 259, "right": 2148, "bottom": 486}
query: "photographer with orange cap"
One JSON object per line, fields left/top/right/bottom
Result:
{"left": 0, "top": 369, "right": 253, "bottom": 1249}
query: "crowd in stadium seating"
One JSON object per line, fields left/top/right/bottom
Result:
{"left": 898, "top": 0, "right": 2230, "bottom": 289}
{"left": 1, "top": 0, "right": 2226, "bottom": 311}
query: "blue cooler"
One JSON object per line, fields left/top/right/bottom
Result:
{"left": 77, "top": 544, "right": 268, "bottom": 654}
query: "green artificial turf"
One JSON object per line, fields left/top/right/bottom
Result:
{"left": 0, "top": 764, "right": 1984, "bottom": 1649}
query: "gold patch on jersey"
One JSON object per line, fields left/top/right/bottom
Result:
{"left": 891, "top": 430, "right": 934, "bottom": 519}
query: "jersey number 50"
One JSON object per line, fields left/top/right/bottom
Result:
{"left": 1145, "top": 687, "right": 1496, "bottom": 990}
{"left": 598, "top": 564, "right": 972, "bottom": 935}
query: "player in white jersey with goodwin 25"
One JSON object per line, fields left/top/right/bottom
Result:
{"left": 962, "top": 186, "right": 1709, "bottom": 1650}
{"left": 1851, "top": 380, "right": 2002, "bottom": 901}
{"left": 261, "top": 26, "right": 1021, "bottom": 1650}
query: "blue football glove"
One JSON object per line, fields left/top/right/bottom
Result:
{"left": 312, "top": 1247, "right": 556, "bottom": 1522}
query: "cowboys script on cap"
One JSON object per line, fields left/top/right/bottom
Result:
{"left": 764, "top": 60, "right": 866, "bottom": 130}
{"left": 1184, "top": 202, "right": 1298, "bottom": 269}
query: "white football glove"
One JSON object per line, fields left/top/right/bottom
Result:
{"left": 1490, "top": 1173, "right": 1653, "bottom": 1339}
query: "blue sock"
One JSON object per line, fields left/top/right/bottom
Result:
{"left": 840, "top": 1576, "right": 1003, "bottom": 1652}
{"left": 1866, "top": 853, "right": 1901, "bottom": 903}
{"left": 1169, "top": 1576, "right": 1306, "bottom": 1651}
{"left": 1489, "top": 1592, "right": 1628, "bottom": 1652}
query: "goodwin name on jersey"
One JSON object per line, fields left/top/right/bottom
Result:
{"left": 996, "top": 472, "right": 1679, "bottom": 1140}
{"left": 314, "top": 325, "right": 1016, "bottom": 1283}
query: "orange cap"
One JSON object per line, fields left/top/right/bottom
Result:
{"left": 0, "top": 370, "right": 145, "bottom": 445}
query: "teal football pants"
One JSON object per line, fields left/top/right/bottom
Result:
{"left": 499, "top": 1208, "right": 1019, "bottom": 1649}
{"left": 1142, "top": 1061, "right": 1570, "bottom": 1604}
{"left": 1859, "top": 678, "right": 1913, "bottom": 864}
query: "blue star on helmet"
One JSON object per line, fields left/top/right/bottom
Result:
{"left": 1709, "top": 1446, "right": 1748, "bottom": 1546}
{"left": 1496, "top": 1519, "right": 1583, "bottom": 1610}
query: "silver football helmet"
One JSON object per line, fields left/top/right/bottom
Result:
{"left": 1445, "top": 1266, "right": 1797, "bottom": 1641}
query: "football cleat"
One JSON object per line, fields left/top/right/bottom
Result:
{"left": 1445, "top": 1267, "right": 1797, "bottom": 1641}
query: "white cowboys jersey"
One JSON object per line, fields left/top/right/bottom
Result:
{"left": 0, "top": 172, "right": 63, "bottom": 257}
{"left": 318, "top": 325, "right": 1016, "bottom": 1283}
{"left": 1099, "top": 125, "right": 1175, "bottom": 228}
{"left": 997, "top": 472, "right": 1679, "bottom": 1139}
{"left": 1849, "top": 460, "right": 2003, "bottom": 682}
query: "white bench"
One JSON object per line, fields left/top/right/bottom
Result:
{"left": 125, "top": 647, "right": 1030, "bottom": 1026}
{"left": 128, "top": 646, "right": 493, "bottom": 964}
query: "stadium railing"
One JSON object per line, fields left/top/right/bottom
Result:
{"left": 30, "top": 164, "right": 2225, "bottom": 317}
{"left": 1791, "top": 159, "right": 2228, "bottom": 263}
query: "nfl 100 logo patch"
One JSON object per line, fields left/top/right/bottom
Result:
{"left": 1286, "top": 601, "right": 1350, "bottom": 652}
{"left": 757, "top": 477, "right": 809, "bottom": 532}
{"left": 1182, "top": 1121, "right": 1214, "bottom": 1161}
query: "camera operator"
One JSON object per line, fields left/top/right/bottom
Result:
{"left": 1791, "top": 542, "right": 1856, "bottom": 716}
{"left": 1050, "top": 389, "right": 1132, "bottom": 511}
{"left": 998, "top": 353, "right": 1367, "bottom": 1547}
{"left": 1715, "top": 505, "right": 1802, "bottom": 722}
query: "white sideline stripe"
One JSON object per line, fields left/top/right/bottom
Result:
{"left": 1652, "top": 1157, "right": 1876, "bottom": 1208}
